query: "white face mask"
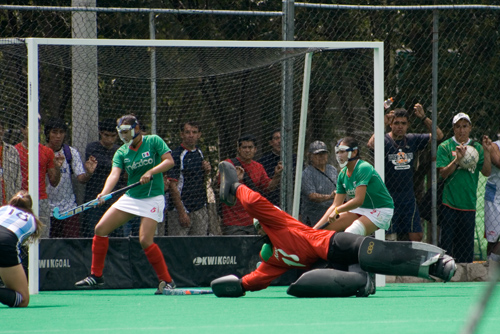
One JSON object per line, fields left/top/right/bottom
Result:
{"left": 116, "top": 124, "right": 136, "bottom": 146}
{"left": 335, "top": 144, "right": 357, "bottom": 168}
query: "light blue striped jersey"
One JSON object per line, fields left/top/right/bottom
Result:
{"left": 0, "top": 205, "right": 37, "bottom": 244}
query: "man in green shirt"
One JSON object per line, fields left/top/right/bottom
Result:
{"left": 437, "top": 112, "right": 492, "bottom": 263}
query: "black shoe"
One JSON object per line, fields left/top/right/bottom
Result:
{"left": 430, "top": 255, "right": 456, "bottom": 282}
{"left": 219, "top": 161, "right": 239, "bottom": 206}
{"left": 356, "top": 272, "right": 375, "bottom": 297}
{"left": 155, "top": 280, "right": 176, "bottom": 295}
{"left": 75, "top": 274, "right": 104, "bottom": 289}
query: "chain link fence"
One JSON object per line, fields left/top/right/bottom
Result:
{"left": 1, "top": 1, "right": 499, "bottom": 261}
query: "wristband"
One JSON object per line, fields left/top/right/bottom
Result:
{"left": 334, "top": 208, "right": 340, "bottom": 216}
{"left": 421, "top": 116, "right": 428, "bottom": 122}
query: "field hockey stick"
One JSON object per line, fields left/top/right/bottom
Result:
{"left": 459, "top": 260, "right": 500, "bottom": 334}
{"left": 318, "top": 221, "right": 330, "bottom": 230}
{"left": 162, "top": 289, "right": 214, "bottom": 296}
{"left": 52, "top": 181, "right": 143, "bottom": 220}
{"left": 317, "top": 210, "right": 340, "bottom": 230}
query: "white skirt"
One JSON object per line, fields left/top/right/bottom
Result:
{"left": 350, "top": 207, "right": 394, "bottom": 230}
{"left": 111, "top": 194, "right": 165, "bottom": 223}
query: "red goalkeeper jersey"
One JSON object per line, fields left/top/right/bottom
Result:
{"left": 236, "top": 185, "right": 336, "bottom": 291}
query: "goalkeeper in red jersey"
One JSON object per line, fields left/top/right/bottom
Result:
{"left": 211, "top": 161, "right": 457, "bottom": 298}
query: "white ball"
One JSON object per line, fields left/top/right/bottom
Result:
{"left": 459, "top": 145, "right": 479, "bottom": 172}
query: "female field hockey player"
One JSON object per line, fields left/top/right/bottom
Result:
{"left": 0, "top": 191, "right": 44, "bottom": 307}
{"left": 75, "top": 115, "right": 176, "bottom": 294}
{"left": 211, "top": 161, "right": 455, "bottom": 298}
{"left": 313, "top": 137, "right": 394, "bottom": 236}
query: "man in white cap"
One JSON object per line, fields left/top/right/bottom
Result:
{"left": 437, "top": 112, "right": 492, "bottom": 263}
{"left": 300, "top": 141, "right": 338, "bottom": 226}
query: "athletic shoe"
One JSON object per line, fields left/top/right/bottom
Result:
{"left": 155, "top": 279, "right": 176, "bottom": 295}
{"left": 219, "top": 161, "right": 239, "bottom": 206}
{"left": 356, "top": 272, "right": 375, "bottom": 297}
{"left": 430, "top": 255, "right": 456, "bottom": 282}
{"left": 75, "top": 274, "right": 104, "bottom": 289}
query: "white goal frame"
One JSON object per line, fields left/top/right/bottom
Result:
{"left": 23, "top": 38, "right": 385, "bottom": 294}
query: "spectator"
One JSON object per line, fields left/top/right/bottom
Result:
{"left": 367, "top": 104, "right": 444, "bottom": 241}
{"left": 300, "top": 140, "right": 337, "bottom": 227}
{"left": 221, "top": 134, "right": 282, "bottom": 235}
{"left": 166, "top": 121, "right": 211, "bottom": 236}
{"left": 0, "top": 119, "right": 22, "bottom": 205}
{"left": 82, "top": 119, "right": 124, "bottom": 237}
{"left": 258, "top": 129, "right": 296, "bottom": 206}
{"left": 313, "top": 137, "right": 394, "bottom": 236}
{"left": 485, "top": 135, "right": 500, "bottom": 262}
{"left": 45, "top": 118, "right": 97, "bottom": 238}
{"left": 15, "top": 119, "right": 63, "bottom": 236}
{"left": 437, "top": 112, "right": 492, "bottom": 263}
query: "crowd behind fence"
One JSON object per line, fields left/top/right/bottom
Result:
{"left": 1, "top": 1, "right": 500, "bottom": 262}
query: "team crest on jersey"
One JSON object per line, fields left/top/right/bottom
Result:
{"left": 142, "top": 152, "right": 150, "bottom": 158}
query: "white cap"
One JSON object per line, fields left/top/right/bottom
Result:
{"left": 453, "top": 112, "right": 471, "bottom": 125}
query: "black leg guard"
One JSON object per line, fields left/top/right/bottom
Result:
{"left": 0, "top": 287, "right": 21, "bottom": 307}
{"left": 286, "top": 269, "right": 367, "bottom": 297}
{"left": 358, "top": 237, "right": 455, "bottom": 281}
{"left": 349, "top": 264, "right": 376, "bottom": 297}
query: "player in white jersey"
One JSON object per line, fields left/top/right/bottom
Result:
{"left": 75, "top": 115, "right": 177, "bottom": 294}
{"left": 485, "top": 139, "right": 500, "bottom": 262}
{"left": 0, "top": 190, "right": 43, "bottom": 307}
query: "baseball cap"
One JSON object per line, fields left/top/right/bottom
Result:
{"left": 452, "top": 112, "right": 471, "bottom": 125}
{"left": 309, "top": 140, "right": 329, "bottom": 154}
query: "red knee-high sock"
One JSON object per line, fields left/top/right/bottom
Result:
{"left": 144, "top": 243, "right": 172, "bottom": 283}
{"left": 91, "top": 235, "right": 109, "bottom": 277}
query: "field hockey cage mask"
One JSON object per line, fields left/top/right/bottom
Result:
{"left": 116, "top": 116, "right": 139, "bottom": 146}
{"left": 335, "top": 138, "right": 358, "bottom": 168}
{"left": 253, "top": 218, "right": 262, "bottom": 232}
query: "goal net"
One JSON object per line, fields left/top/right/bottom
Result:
{"left": 0, "top": 39, "right": 384, "bottom": 292}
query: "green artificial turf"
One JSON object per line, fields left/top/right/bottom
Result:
{"left": 1, "top": 283, "right": 499, "bottom": 334}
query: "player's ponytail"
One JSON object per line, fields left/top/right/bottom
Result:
{"left": 8, "top": 190, "right": 44, "bottom": 242}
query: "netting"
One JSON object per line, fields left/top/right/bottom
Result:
{"left": 0, "top": 40, "right": 379, "bottom": 239}
{"left": 2, "top": 2, "right": 500, "bottom": 260}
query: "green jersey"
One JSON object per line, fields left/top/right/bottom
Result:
{"left": 436, "top": 137, "right": 484, "bottom": 210}
{"left": 113, "top": 135, "right": 171, "bottom": 199}
{"left": 336, "top": 160, "right": 394, "bottom": 209}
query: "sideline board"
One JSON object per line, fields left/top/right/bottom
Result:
{"left": 34, "top": 236, "right": 298, "bottom": 290}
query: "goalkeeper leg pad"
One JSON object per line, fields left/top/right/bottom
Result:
{"left": 358, "top": 238, "right": 455, "bottom": 281}
{"left": 349, "top": 264, "right": 376, "bottom": 297}
{"left": 211, "top": 275, "right": 245, "bottom": 297}
{"left": 287, "top": 269, "right": 367, "bottom": 297}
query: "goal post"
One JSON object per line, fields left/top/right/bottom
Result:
{"left": 8, "top": 38, "right": 385, "bottom": 293}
